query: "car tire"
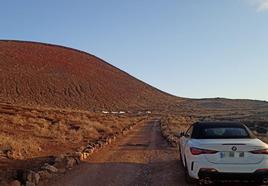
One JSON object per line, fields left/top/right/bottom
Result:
{"left": 178, "top": 145, "right": 184, "bottom": 167}
{"left": 184, "top": 157, "right": 196, "bottom": 184}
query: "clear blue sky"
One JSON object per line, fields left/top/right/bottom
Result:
{"left": 1, "top": 0, "right": 268, "bottom": 101}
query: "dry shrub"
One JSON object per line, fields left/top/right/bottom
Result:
{"left": 0, "top": 134, "right": 41, "bottom": 159}
{"left": 81, "top": 126, "right": 99, "bottom": 139}
{"left": 0, "top": 102, "right": 146, "bottom": 161}
{"left": 90, "top": 121, "right": 113, "bottom": 134}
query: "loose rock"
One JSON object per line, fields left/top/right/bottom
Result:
{"left": 25, "top": 181, "right": 35, "bottom": 186}
{"left": 66, "top": 157, "right": 76, "bottom": 169}
{"left": 38, "top": 170, "right": 52, "bottom": 180}
{"left": 8, "top": 180, "right": 21, "bottom": 186}
{"left": 42, "top": 163, "right": 58, "bottom": 173}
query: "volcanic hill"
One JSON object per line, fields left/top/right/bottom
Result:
{"left": 0, "top": 40, "right": 180, "bottom": 111}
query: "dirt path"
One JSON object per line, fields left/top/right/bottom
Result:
{"left": 45, "top": 119, "right": 189, "bottom": 186}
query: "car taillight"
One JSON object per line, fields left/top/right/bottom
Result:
{"left": 250, "top": 149, "right": 268, "bottom": 155}
{"left": 190, "top": 147, "right": 218, "bottom": 155}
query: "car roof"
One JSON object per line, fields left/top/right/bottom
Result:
{"left": 192, "top": 121, "right": 245, "bottom": 128}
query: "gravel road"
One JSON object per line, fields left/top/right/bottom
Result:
{"left": 46, "top": 119, "right": 188, "bottom": 186}
{"left": 45, "top": 119, "right": 256, "bottom": 186}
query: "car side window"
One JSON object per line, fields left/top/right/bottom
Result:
{"left": 185, "top": 126, "right": 193, "bottom": 138}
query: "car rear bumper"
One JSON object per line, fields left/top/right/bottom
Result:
{"left": 187, "top": 156, "right": 268, "bottom": 179}
{"left": 198, "top": 169, "right": 268, "bottom": 182}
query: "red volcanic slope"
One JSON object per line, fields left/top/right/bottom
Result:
{"left": 0, "top": 40, "right": 180, "bottom": 111}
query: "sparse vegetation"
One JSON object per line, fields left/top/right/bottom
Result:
{"left": 0, "top": 102, "right": 148, "bottom": 180}
{"left": 1, "top": 41, "right": 268, "bottom": 185}
{"left": 160, "top": 101, "right": 268, "bottom": 146}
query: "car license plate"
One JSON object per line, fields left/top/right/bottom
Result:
{"left": 220, "top": 152, "right": 244, "bottom": 158}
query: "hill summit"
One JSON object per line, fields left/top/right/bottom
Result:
{"left": 0, "top": 40, "right": 179, "bottom": 111}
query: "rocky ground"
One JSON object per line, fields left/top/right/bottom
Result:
{"left": 2, "top": 41, "right": 268, "bottom": 186}
{"left": 41, "top": 119, "right": 185, "bottom": 186}
{"left": 160, "top": 106, "right": 268, "bottom": 148}
{"left": 1, "top": 105, "right": 268, "bottom": 185}
{"left": 0, "top": 102, "right": 149, "bottom": 185}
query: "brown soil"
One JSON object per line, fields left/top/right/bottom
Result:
{"left": 0, "top": 102, "right": 148, "bottom": 183}
{"left": 42, "top": 119, "right": 187, "bottom": 186}
{"left": 0, "top": 40, "right": 181, "bottom": 111}
{"left": 1, "top": 40, "right": 268, "bottom": 185}
{"left": 42, "top": 120, "right": 260, "bottom": 186}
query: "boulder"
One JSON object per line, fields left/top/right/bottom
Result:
{"left": 83, "top": 148, "right": 94, "bottom": 154}
{"left": 41, "top": 163, "right": 58, "bottom": 173}
{"left": 97, "top": 140, "right": 105, "bottom": 146}
{"left": 72, "top": 152, "right": 82, "bottom": 158}
{"left": 25, "top": 170, "right": 40, "bottom": 184}
{"left": 57, "top": 168, "right": 66, "bottom": 174}
{"left": 86, "top": 144, "right": 94, "bottom": 149}
{"left": 73, "top": 156, "right": 81, "bottom": 165}
{"left": 38, "top": 170, "right": 52, "bottom": 180}
{"left": 54, "top": 154, "right": 65, "bottom": 163}
{"left": 66, "top": 157, "right": 76, "bottom": 169}
{"left": 25, "top": 181, "right": 35, "bottom": 186}
{"left": 26, "top": 171, "right": 34, "bottom": 182}
{"left": 6, "top": 150, "right": 14, "bottom": 159}
{"left": 33, "top": 172, "right": 40, "bottom": 185}
{"left": 8, "top": 180, "right": 21, "bottom": 186}
{"left": 107, "top": 138, "right": 112, "bottom": 144}
{"left": 94, "top": 144, "right": 100, "bottom": 148}
{"left": 81, "top": 152, "right": 90, "bottom": 160}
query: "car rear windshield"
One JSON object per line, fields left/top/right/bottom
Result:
{"left": 192, "top": 125, "right": 252, "bottom": 139}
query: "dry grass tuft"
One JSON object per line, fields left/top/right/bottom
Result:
{"left": 0, "top": 102, "right": 147, "bottom": 164}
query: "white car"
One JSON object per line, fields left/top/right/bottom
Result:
{"left": 179, "top": 121, "right": 268, "bottom": 185}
